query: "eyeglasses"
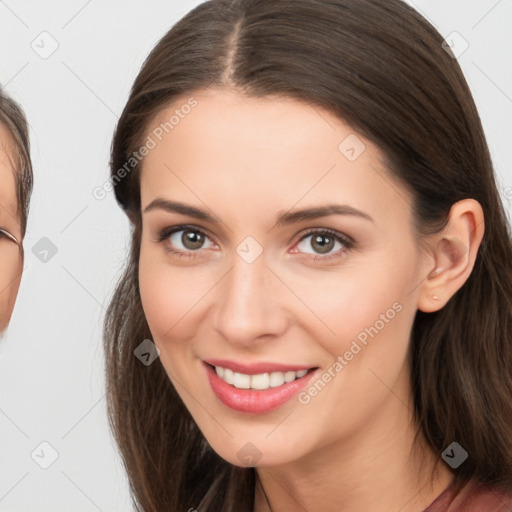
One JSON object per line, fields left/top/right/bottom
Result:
{"left": 0, "top": 227, "right": 19, "bottom": 245}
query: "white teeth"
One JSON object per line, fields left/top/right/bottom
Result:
{"left": 233, "top": 372, "right": 251, "bottom": 389}
{"left": 251, "top": 373, "right": 270, "bottom": 390}
{"left": 223, "top": 368, "right": 234, "bottom": 385}
{"left": 284, "top": 371, "right": 296, "bottom": 383}
{"left": 269, "top": 372, "right": 285, "bottom": 387}
{"left": 214, "top": 366, "right": 310, "bottom": 390}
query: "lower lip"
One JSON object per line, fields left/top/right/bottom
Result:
{"left": 204, "top": 363, "right": 317, "bottom": 414}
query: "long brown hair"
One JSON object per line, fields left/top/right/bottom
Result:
{"left": 0, "top": 87, "right": 33, "bottom": 239}
{"left": 103, "top": 0, "right": 512, "bottom": 510}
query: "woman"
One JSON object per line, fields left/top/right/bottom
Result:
{"left": 0, "top": 89, "right": 33, "bottom": 335}
{"left": 103, "top": 0, "right": 512, "bottom": 510}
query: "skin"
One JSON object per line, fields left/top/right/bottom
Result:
{"left": 138, "top": 88, "right": 484, "bottom": 512}
{"left": 0, "top": 124, "right": 23, "bottom": 335}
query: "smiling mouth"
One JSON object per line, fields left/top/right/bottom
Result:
{"left": 205, "top": 363, "right": 317, "bottom": 391}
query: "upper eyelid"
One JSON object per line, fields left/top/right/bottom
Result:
{"left": 159, "top": 224, "right": 217, "bottom": 244}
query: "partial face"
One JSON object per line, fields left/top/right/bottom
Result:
{"left": 0, "top": 124, "right": 23, "bottom": 334}
{"left": 139, "top": 89, "right": 432, "bottom": 467}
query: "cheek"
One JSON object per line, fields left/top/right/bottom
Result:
{"left": 284, "top": 279, "right": 415, "bottom": 449}
{"left": 138, "top": 247, "right": 211, "bottom": 349}
{"left": 292, "top": 249, "right": 418, "bottom": 423}
{"left": 140, "top": 254, "right": 182, "bottom": 340}
{"left": 315, "top": 248, "right": 415, "bottom": 350}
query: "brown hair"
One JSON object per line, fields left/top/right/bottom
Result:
{"left": 0, "top": 87, "right": 33, "bottom": 239}
{"left": 104, "top": 0, "right": 512, "bottom": 510}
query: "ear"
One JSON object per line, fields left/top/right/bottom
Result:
{"left": 417, "top": 199, "right": 485, "bottom": 313}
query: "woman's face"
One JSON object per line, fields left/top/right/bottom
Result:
{"left": 0, "top": 124, "right": 23, "bottom": 334}
{"left": 139, "top": 88, "right": 434, "bottom": 467}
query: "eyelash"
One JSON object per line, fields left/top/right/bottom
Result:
{"left": 154, "top": 224, "right": 356, "bottom": 262}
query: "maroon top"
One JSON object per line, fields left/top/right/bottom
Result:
{"left": 423, "top": 478, "right": 512, "bottom": 512}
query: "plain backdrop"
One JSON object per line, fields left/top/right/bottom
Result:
{"left": 0, "top": 1, "right": 511, "bottom": 510}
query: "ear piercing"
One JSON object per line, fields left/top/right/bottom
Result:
{"left": 432, "top": 295, "right": 439, "bottom": 300}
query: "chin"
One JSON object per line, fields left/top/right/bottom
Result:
{"left": 203, "top": 432, "right": 308, "bottom": 469}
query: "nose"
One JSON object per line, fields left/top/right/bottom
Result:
{"left": 212, "top": 252, "right": 288, "bottom": 347}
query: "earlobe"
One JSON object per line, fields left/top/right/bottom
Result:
{"left": 417, "top": 199, "right": 485, "bottom": 313}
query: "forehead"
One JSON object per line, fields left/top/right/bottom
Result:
{"left": 147, "top": 89, "right": 347, "bottom": 157}
{"left": 0, "top": 123, "right": 19, "bottom": 221}
{"left": 140, "top": 89, "right": 411, "bottom": 227}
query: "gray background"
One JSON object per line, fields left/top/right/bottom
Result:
{"left": 1, "top": 1, "right": 511, "bottom": 510}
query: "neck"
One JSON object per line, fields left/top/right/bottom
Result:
{"left": 253, "top": 375, "right": 453, "bottom": 512}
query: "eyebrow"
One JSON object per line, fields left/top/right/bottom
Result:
{"left": 143, "top": 198, "right": 374, "bottom": 226}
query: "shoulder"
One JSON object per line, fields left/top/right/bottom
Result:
{"left": 424, "top": 478, "right": 512, "bottom": 512}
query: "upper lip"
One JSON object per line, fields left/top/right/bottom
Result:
{"left": 204, "top": 358, "right": 317, "bottom": 375}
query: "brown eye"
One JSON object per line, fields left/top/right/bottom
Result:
{"left": 181, "top": 230, "right": 204, "bottom": 250}
{"left": 294, "top": 229, "right": 354, "bottom": 260}
{"left": 165, "top": 228, "right": 214, "bottom": 252}
{"left": 310, "top": 233, "right": 335, "bottom": 254}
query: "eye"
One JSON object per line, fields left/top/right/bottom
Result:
{"left": 293, "top": 229, "right": 354, "bottom": 260}
{"left": 0, "top": 228, "right": 18, "bottom": 244}
{"left": 155, "top": 225, "right": 355, "bottom": 262}
{"left": 156, "top": 225, "right": 215, "bottom": 256}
